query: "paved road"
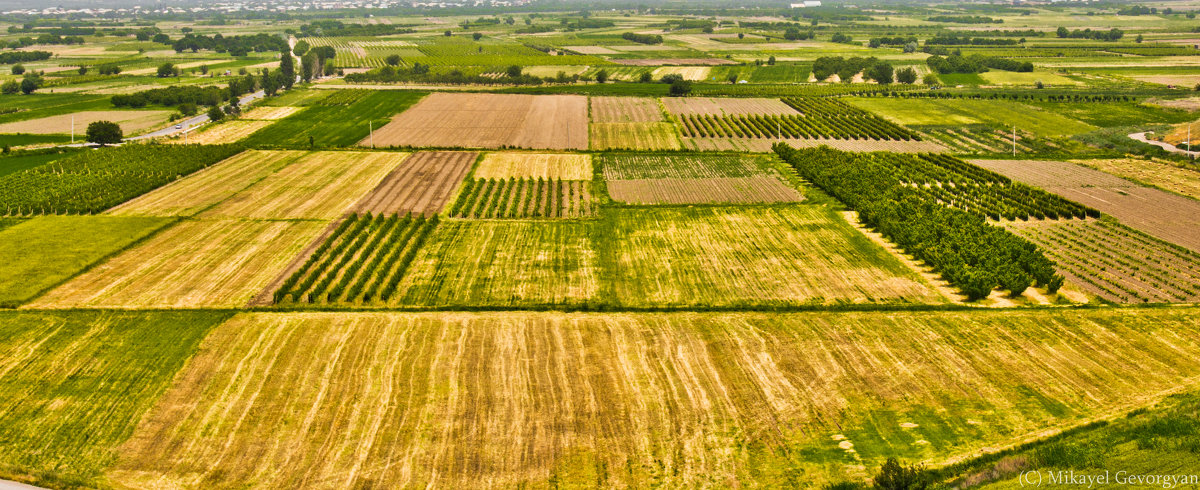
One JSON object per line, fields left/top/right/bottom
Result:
{"left": 127, "top": 90, "right": 266, "bottom": 142}
{"left": 1129, "top": 132, "right": 1199, "bottom": 158}
{"left": 0, "top": 479, "right": 44, "bottom": 490}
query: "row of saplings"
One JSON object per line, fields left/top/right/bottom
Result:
{"left": 775, "top": 144, "right": 1064, "bottom": 300}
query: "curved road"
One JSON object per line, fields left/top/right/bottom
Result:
{"left": 127, "top": 90, "right": 266, "bottom": 142}
{"left": 1129, "top": 132, "right": 1199, "bottom": 158}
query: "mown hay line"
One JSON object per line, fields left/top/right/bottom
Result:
{"left": 475, "top": 152, "right": 592, "bottom": 180}
{"left": 108, "top": 150, "right": 306, "bottom": 217}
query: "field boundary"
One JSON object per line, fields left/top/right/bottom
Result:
{"left": 248, "top": 216, "right": 349, "bottom": 307}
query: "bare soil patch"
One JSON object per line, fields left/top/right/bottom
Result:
{"left": 661, "top": 97, "right": 798, "bottom": 116}
{"left": 366, "top": 93, "right": 587, "bottom": 150}
{"left": 971, "top": 159, "right": 1200, "bottom": 253}
{"left": 352, "top": 151, "right": 476, "bottom": 217}
{"left": 0, "top": 111, "right": 171, "bottom": 135}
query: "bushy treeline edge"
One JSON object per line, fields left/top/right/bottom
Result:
{"left": 773, "top": 144, "right": 1063, "bottom": 300}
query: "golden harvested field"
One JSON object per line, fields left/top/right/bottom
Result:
{"left": 651, "top": 66, "right": 711, "bottom": 81}
{"left": 589, "top": 122, "right": 681, "bottom": 150}
{"left": 589, "top": 96, "right": 663, "bottom": 123}
{"left": 352, "top": 151, "right": 475, "bottom": 217}
{"left": 474, "top": 152, "right": 591, "bottom": 180}
{"left": 109, "top": 308, "right": 1200, "bottom": 488}
{"left": 29, "top": 219, "right": 326, "bottom": 308}
{"left": 0, "top": 110, "right": 171, "bottom": 135}
{"left": 661, "top": 97, "right": 799, "bottom": 116}
{"left": 366, "top": 93, "right": 588, "bottom": 150}
{"left": 683, "top": 137, "right": 946, "bottom": 153}
{"left": 607, "top": 177, "right": 803, "bottom": 205}
{"left": 167, "top": 120, "right": 272, "bottom": 144}
{"left": 202, "top": 151, "right": 403, "bottom": 220}
{"left": 108, "top": 150, "right": 305, "bottom": 217}
{"left": 394, "top": 221, "right": 597, "bottom": 307}
{"left": 603, "top": 206, "right": 943, "bottom": 307}
{"left": 1072, "top": 158, "right": 1200, "bottom": 200}
{"left": 240, "top": 106, "right": 301, "bottom": 120}
{"left": 1162, "top": 119, "right": 1200, "bottom": 146}
{"left": 971, "top": 159, "right": 1200, "bottom": 253}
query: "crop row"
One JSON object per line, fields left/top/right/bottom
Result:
{"left": 678, "top": 113, "right": 918, "bottom": 141}
{"left": 448, "top": 178, "right": 593, "bottom": 219}
{"left": 274, "top": 213, "right": 437, "bottom": 304}
{"left": 0, "top": 145, "right": 243, "bottom": 216}
{"left": 780, "top": 97, "right": 870, "bottom": 117}
{"left": 775, "top": 144, "right": 1063, "bottom": 300}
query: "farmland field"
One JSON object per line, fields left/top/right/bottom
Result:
{"left": 242, "top": 90, "right": 428, "bottom": 148}
{"left": 661, "top": 97, "right": 799, "bottom": 116}
{"left": 450, "top": 178, "right": 594, "bottom": 218}
{"left": 599, "top": 206, "right": 943, "bottom": 307}
{"left": 0, "top": 110, "right": 171, "bottom": 135}
{"left": 682, "top": 137, "right": 946, "bottom": 153}
{"left": 589, "top": 96, "right": 663, "bottom": 123}
{"left": 599, "top": 153, "right": 788, "bottom": 180}
{"left": 607, "top": 177, "right": 802, "bottom": 205}
{"left": 394, "top": 220, "right": 598, "bottom": 307}
{"left": 589, "top": 122, "right": 681, "bottom": 150}
{"left": 201, "top": 151, "right": 402, "bottom": 220}
{"left": 31, "top": 219, "right": 326, "bottom": 308}
{"left": 0, "top": 216, "right": 173, "bottom": 306}
{"left": 971, "top": 159, "right": 1200, "bottom": 252}
{"left": 474, "top": 152, "right": 591, "bottom": 180}
{"left": 0, "top": 310, "right": 231, "bottom": 488}
{"left": 107, "top": 307, "right": 1200, "bottom": 488}
{"left": 168, "top": 120, "right": 273, "bottom": 144}
{"left": 1005, "top": 219, "right": 1200, "bottom": 303}
{"left": 352, "top": 151, "right": 475, "bottom": 217}
{"left": 366, "top": 93, "right": 588, "bottom": 150}
{"left": 845, "top": 98, "right": 1096, "bottom": 138}
{"left": 108, "top": 150, "right": 305, "bottom": 217}
{"left": 1071, "top": 158, "right": 1200, "bottom": 200}
{"left": 240, "top": 106, "right": 301, "bottom": 120}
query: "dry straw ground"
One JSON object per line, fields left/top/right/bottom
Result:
{"left": 240, "top": 106, "right": 301, "bottom": 120}
{"left": 201, "top": 151, "right": 403, "bottom": 220}
{"left": 166, "top": 120, "right": 273, "bottom": 145}
{"left": 352, "top": 151, "right": 475, "bottom": 217}
{"left": 30, "top": 219, "right": 326, "bottom": 308}
{"left": 109, "top": 308, "right": 1200, "bottom": 488}
{"left": 590, "top": 97, "right": 663, "bottom": 123}
{"left": 108, "top": 150, "right": 306, "bottom": 217}
{"left": 1071, "top": 158, "right": 1200, "bottom": 201}
{"left": 0, "top": 110, "right": 171, "bottom": 135}
{"left": 661, "top": 97, "right": 799, "bottom": 116}
{"left": 366, "top": 93, "right": 588, "bottom": 150}
{"left": 474, "top": 152, "right": 591, "bottom": 180}
{"left": 971, "top": 159, "right": 1200, "bottom": 253}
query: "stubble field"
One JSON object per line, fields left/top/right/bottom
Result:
{"left": 351, "top": 151, "right": 475, "bottom": 217}
{"left": 473, "top": 152, "right": 591, "bottom": 180}
{"left": 108, "top": 150, "right": 306, "bottom": 217}
{"left": 105, "top": 308, "right": 1200, "bottom": 488}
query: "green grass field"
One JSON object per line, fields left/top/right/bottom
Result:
{"left": 0, "top": 216, "right": 174, "bottom": 306}
{"left": 0, "top": 310, "right": 232, "bottom": 488}
{"left": 845, "top": 97, "right": 1097, "bottom": 137}
{"left": 242, "top": 90, "right": 428, "bottom": 148}
{"left": 0, "top": 149, "right": 79, "bottom": 178}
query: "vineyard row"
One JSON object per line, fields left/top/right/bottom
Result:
{"left": 677, "top": 113, "right": 919, "bottom": 141}
{"left": 449, "top": 178, "right": 594, "bottom": 219}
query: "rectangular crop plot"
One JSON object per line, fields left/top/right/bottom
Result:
{"left": 107, "top": 308, "right": 1200, "bottom": 488}
{"left": 273, "top": 214, "right": 438, "bottom": 305}
{"left": 474, "top": 152, "right": 591, "bottom": 180}
{"left": 241, "top": 106, "right": 301, "bottom": 120}
{"left": 607, "top": 177, "right": 802, "bottom": 205}
{"left": 448, "top": 178, "right": 594, "bottom": 219}
{"left": 971, "top": 159, "right": 1200, "bottom": 252}
{"left": 661, "top": 97, "right": 799, "bottom": 116}
{"left": 599, "top": 153, "right": 781, "bottom": 180}
{"left": 168, "top": 120, "right": 273, "bottom": 145}
{"left": 600, "top": 206, "right": 943, "bottom": 307}
{"left": 31, "top": 219, "right": 327, "bottom": 308}
{"left": 108, "top": 150, "right": 305, "bottom": 217}
{"left": 352, "top": 151, "right": 475, "bottom": 217}
{"left": 1005, "top": 219, "right": 1200, "bottom": 303}
{"left": 589, "top": 122, "right": 681, "bottom": 150}
{"left": 682, "top": 137, "right": 946, "bottom": 153}
{"left": 0, "top": 216, "right": 173, "bottom": 306}
{"left": 202, "top": 151, "right": 403, "bottom": 220}
{"left": 365, "top": 93, "right": 588, "bottom": 150}
{"left": 394, "top": 221, "right": 597, "bottom": 308}
{"left": 590, "top": 96, "right": 663, "bottom": 123}
{"left": 676, "top": 97, "right": 921, "bottom": 142}
{"left": 0, "top": 310, "right": 230, "bottom": 488}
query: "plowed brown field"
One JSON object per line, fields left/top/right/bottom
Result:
{"left": 352, "top": 151, "right": 475, "bottom": 217}
{"left": 365, "top": 93, "right": 587, "bottom": 150}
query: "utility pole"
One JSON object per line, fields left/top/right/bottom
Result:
{"left": 71, "top": 115, "right": 74, "bottom": 144}
{"left": 369, "top": 120, "right": 374, "bottom": 148}
{"left": 1012, "top": 125, "right": 1016, "bottom": 156}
